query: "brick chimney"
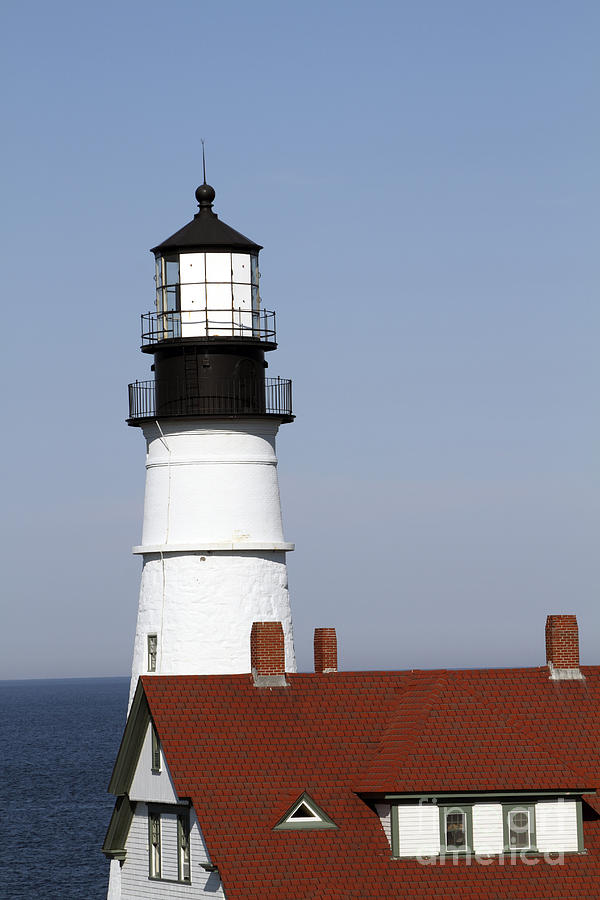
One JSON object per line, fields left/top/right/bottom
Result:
{"left": 545, "top": 614, "right": 583, "bottom": 680}
{"left": 251, "top": 621, "right": 287, "bottom": 686}
{"left": 314, "top": 628, "right": 337, "bottom": 673}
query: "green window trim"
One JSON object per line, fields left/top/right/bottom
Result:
{"left": 390, "top": 804, "right": 399, "bottom": 857}
{"left": 148, "top": 812, "right": 161, "bottom": 879}
{"left": 502, "top": 803, "right": 536, "bottom": 852}
{"left": 178, "top": 812, "right": 191, "bottom": 883}
{"left": 151, "top": 726, "right": 161, "bottom": 774}
{"left": 147, "top": 804, "right": 193, "bottom": 884}
{"left": 577, "top": 800, "right": 584, "bottom": 851}
{"left": 439, "top": 805, "right": 473, "bottom": 854}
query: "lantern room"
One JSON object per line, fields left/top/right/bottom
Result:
{"left": 154, "top": 248, "right": 259, "bottom": 339}
{"left": 128, "top": 181, "right": 292, "bottom": 424}
{"left": 145, "top": 182, "right": 273, "bottom": 345}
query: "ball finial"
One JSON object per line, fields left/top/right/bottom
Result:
{"left": 195, "top": 183, "right": 216, "bottom": 208}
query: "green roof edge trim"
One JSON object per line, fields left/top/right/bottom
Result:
{"left": 108, "top": 680, "right": 151, "bottom": 796}
{"left": 383, "top": 790, "right": 594, "bottom": 800}
{"left": 102, "top": 795, "right": 135, "bottom": 859}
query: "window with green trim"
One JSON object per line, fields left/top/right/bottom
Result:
{"left": 148, "top": 806, "right": 193, "bottom": 883}
{"left": 440, "top": 805, "right": 472, "bottom": 853}
{"left": 151, "top": 725, "right": 161, "bottom": 774}
{"left": 178, "top": 812, "right": 191, "bottom": 882}
{"left": 149, "top": 813, "right": 161, "bottom": 878}
{"left": 504, "top": 804, "right": 536, "bottom": 851}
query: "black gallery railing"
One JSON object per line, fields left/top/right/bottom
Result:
{"left": 141, "top": 309, "right": 276, "bottom": 345}
{"left": 128, "top": 376, "right": 293, "bottom": 420}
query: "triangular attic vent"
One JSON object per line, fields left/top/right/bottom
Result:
{"left": 274, "top": 792, "right": 338, "bottom": 831}
{"left": 289, "top": 802, "right": 318, "bottom": 820}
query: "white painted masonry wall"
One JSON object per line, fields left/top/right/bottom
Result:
{"left": 120, "top": 805, "right": 225, "bottom": 900}
{"left": 128, "top": 418, "right": 296, "bottom": 704}
{"left": 536, "top": 800, "right": 579, "bottom": 852}
{"left": 138, "top": 419, "right": 287, "bottom": 547}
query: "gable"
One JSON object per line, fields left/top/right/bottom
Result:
{"left": 129, "top": 720, "right": 180, "bottom": 805}
{"left": 274, "top": 792, "right": 338, "bottom": 830}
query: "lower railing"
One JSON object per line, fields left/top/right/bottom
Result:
{"left": 128, "top": 376, "right": 293, "bottom": 421}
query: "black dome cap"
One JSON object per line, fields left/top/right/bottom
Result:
{"left": 151, "top": 182, "right": 262, "bottom": 254}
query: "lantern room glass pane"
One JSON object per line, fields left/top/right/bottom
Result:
{"left": 165, "top": 255, "right": 179, "bottom": 286}
{"left": 206, "top": 252, "right": 231, "bottom": 282}
{"left": 232, "top": 253, "right": 251, "bottom": 284}
{"left": 251, "top": 254, "right": 259, "bottom": 286}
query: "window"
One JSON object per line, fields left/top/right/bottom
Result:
{"left": 504, "top": 804, "right": 536, "bottom": 851}
{"left": 178, "top": 813, "right": 191, "bottom": 882}
{"left": 147, "top": 634, "right": 157, "bottom": 672}
{"left": 149, "top": 813, "right": 161, "bottom": 878}
{"left": 441, "top": 806, "right": 472, "bottom": 853}
{"left": 274, "top": 793, "right": 338, "bottom": 831}
{"left": 155, "top": 255, "right": 180, "bottom": 313}
{"left": 151, "top": 725, "right": 161, "bottom": 774}
{"left": 147, "top": 806, "right": 193, "bottom": 883}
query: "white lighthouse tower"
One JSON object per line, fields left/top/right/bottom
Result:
{"left": 126, "top": 180, "right": 296, "bottom": 704}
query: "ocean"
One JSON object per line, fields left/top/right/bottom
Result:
{"left": 1, "top": 677, "right": 129, "bottom": 900}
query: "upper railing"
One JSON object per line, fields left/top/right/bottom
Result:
{"left": 128, "top": 376, "right": 293, "bottom": 423}
{"left": 141, "top": 309, "right": 276, "bottom": 346}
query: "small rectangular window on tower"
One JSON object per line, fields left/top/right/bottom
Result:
{"left": 147, "top": 634, "right": 157, "bottom": 672}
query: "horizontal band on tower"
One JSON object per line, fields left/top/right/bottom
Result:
{"left": 132, "top": 541, "right": 295, "bottom": 554}
{"left": 145, "top": 458, "right": 277, "bottom": 468}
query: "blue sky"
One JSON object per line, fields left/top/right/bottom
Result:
{"left": 1, "top": 0, "right": 598, "bottom": 677}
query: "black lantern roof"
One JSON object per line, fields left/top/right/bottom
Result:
{"left": 151, "top": 183, "right": 262, "bottom": 255}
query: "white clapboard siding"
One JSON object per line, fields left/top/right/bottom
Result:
{"left": 129, "top": 723, "right": 180, "bottom": 804}
{"left": 121, "top": 803, "right": 225, "bottom": 900}
{"left": 536, "top": 800, "right": 579, "bottom": 853}
{"left": 161, "top": 813, "right": 179, "bottom": 881}
{"left": 375, "top": 804, "right": 391, "bottom": 848}
{"left": 472, "top": 804, "right": 503, "bottom": 855}
{"left": 397, "top": 805, "right": 441, "bottom": 857}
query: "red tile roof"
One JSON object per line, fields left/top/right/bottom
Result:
{"left": 139, "top": 667, "right": 600, "bottom": 899}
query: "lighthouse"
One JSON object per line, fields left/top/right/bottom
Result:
{"left": 126, "top": 180, "right": 296, "bottom": 703}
